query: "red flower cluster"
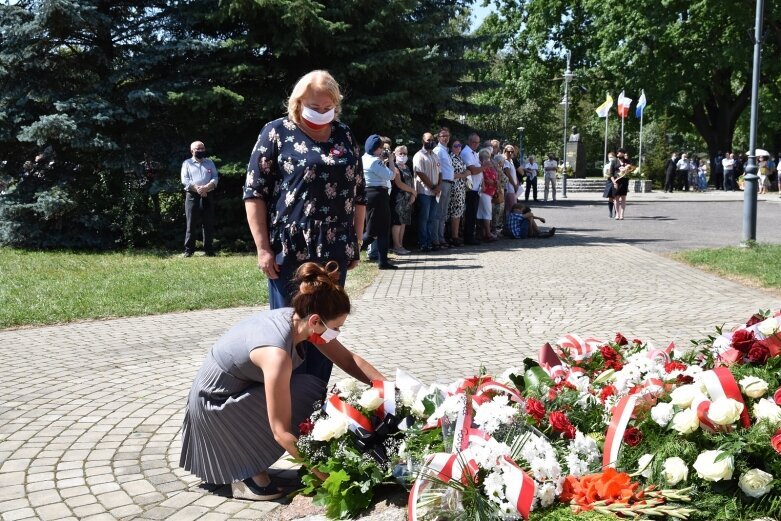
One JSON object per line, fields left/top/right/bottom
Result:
{"left": 664, "top": 361, "right": 687, "bottom": 373}
{"left": 623, "top": 427, "right": 644, "bottom": 447}
{"left": 601, "top": 345, "right": 624, "bottom": 371}
{"left": 549, "top": 411, "right": 576, "bottom": 439}
{"left": 525, "top": 397, "right": 546, "bottom": 422}
{"left": 299, "top": 419, "right": 314, "bottom": 436}
{"left": 599, "top": 385, "right": 617, "bottom": 404}
{"left": 614, "top": 333, "right": 629, "bottom": 346}
{"left": 731, "top": 329, "right": 756, "bottom": 353}
{"left": 747, "top": 343, "right": 770, "bottom": 364}
{"left": 676, "top": 374, "right": 694, "bottom": 385}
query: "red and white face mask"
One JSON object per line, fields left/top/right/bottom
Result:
{"left": 308, "top": 320, "right": 340, "bottom": 345}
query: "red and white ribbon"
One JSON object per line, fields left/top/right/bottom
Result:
{"left": 474, "top": 381, "right": 524, "bottom": 405}
{"left": 556, "top": 334, "right": 601, "bottom": 361}
{"left": 371, "top": 380, "right": 396, "bottom": 418}
{"left": 603, "top": 394, "right": 639, "bottom": 468}
{"left": 324, "top": 394, "right": 373, "bottom": 432}
{"left": 700, "top": 367, "right": 750, "bottom": 428}
{"left": 646, "top": 341, "right": 674, "bottom": 363}
{"left": 501, "top": 456, "right": 537, "bottom": 520}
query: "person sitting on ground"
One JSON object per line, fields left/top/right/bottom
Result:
{"left": 503, "top": 203, "right": 556, "bottom": 239}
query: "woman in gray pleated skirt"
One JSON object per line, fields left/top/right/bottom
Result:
{"left": 179, "top": 261, "right": 385, "bottom": 500}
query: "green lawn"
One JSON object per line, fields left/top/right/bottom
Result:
{"left": 674, "top": 243, "right": 781, "bottom": 291}
{"left": 0, "top": 249, "right": 377, "bottom": 329}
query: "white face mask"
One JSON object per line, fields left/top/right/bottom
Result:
{"left": 320, "top": 323, "right": 340, "bottom": 343}
{"left": 301, "top": 105, "right": 335, "bottom": 125}
{"left": 396, "top": 155, "right": 408, "bottom": 163}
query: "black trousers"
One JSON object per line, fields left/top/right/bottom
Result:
{"left": 184, "top": 192, "right": 215, "bottom": 253}
{"left": 464, "top": 190, "right": 480, "bottom": 242}
{"left": 525, "top": 177, "right": 538, "bottom": 200}
{"left": 676, "top": 170, "right": 689, "bottom": 191}
{"left": 664, "top": 171, "right": 675, "bottom": 192}
{"left": 724, "top": 171, "right": 735, "bottom": 191}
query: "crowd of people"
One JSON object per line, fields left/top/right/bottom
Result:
{"left": 663, "top": 150, "right": 778, "bottom": 193}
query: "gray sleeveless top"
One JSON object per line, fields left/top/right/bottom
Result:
{"left": 210, "top": 308, "right": 305, "bottom": 382}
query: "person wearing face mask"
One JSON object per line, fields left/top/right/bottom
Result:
{"left": 412, "top": 132, "right": 441, "bottom": 252}
{"left": 244, "top": 70, "right": 365, "bottom": 383}
{"left": 389, "top": 145, "right": 416, "bottom": 254}
{"left": 181, "top": 140, "right": 219, "bottom": 257}
{"left": 180, "top": 261, "right": 385, "bottom": 501}
{"left": 360, "top": 134, "right": 398, "bottom": 269}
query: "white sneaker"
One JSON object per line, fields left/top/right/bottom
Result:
{"left": 231, "top": 478, "right": 284, "bottom": 501}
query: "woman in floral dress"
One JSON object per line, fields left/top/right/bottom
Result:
{"left": 447, "top": 139, "right": 468, "bottom": 246}
{"left": 244, "top": 70, "right": 365, "bottom": 382}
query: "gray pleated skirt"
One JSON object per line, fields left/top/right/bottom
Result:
{"left": 179, "top": 352, "right": 326, "bottom": 484}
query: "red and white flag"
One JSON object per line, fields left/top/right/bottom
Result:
{"left": 617, "top": 91, "right": 632, "bottom": 119}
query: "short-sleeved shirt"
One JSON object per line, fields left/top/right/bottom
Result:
{"left": 181, "top": 158, "right": 219, "bottom": 192}
{"left": 413, "top": 149, "right": 441, "bottom": 196}
{"left": 460, "top": 145, "right": 483, "bottom": 192}
{"left": 433, "top": 143, "right": 454, "bottom": 181}
{"left": 362, "top": 154, "right": 394, "bottom": 189}
{"left": 543, "top": 159, "right": 558, "bottom": 175}
{"left": 722, "top": 158, "right": 735, "bottom": 171}
{"left": 524, "top": 161, "right": 539, "bottom": 180}
{"left": 244, "top": 117, "right": 365, "bottom": 265}
{"left": 210, "top": 308, "right": 304, "bottom": 383}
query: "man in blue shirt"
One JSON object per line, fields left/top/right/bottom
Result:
{"left": 181, "top": 141, "right": 219, "bottom": 257}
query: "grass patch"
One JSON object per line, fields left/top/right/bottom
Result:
{"left": 0, "top": 249, "right": 378, "bottom": 329}
{"left": 674, "top": 243, "right": 781, "bottom": 291}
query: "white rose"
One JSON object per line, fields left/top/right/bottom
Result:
{"left": 311, "top": 416, "right": 349, "bottom": 442}
{"left": 411, "top": 399, "right": 426, "bottom": 417}
{"left": 662, "top": 457, "right": 689, "bottom": 485}
{"left": 671, "top": 408, "right": 700, "bottom": 434}
{"left": 738, "top": 468, "right": 773, "bottom": 498}
{"left": 693, "top": 450, "right": 734, "bottom": 482}
{"left": 707, "top": 398, "right": 744, "bottom": 426}
{"left": 358, "top": 388, "right": 384, "bottom": 411}
{"left": 757, "top": 318, "right": 779, "bottom": 337}
{"left": 739, "top": 376, "right": 769, "bottom": 398}
{"left": 670, "top": 384, "right": 701, "bottom": 408}
{"left": 335, "top": 378, "right": 360, "bottom": 396}
{"left": 651, "top": 402, "right": 676, "bottom": 427}
{"left": 753, "top": 398, "right": 781, "bottom": 426}
{"left": 636, "top": 454, "right": 654, "bottom": 478}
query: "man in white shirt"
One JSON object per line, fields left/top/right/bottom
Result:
{"left": 413, "top": 132, "right": 441, "bottom": 252}
{"left": 722, "top": 152, "right": 736, "bottom": 191}
{"left": 181, "top": 140, "right": 219, "bottom": 257}
{"left": 676, "top": 153, "right": 690, "bottom": 192}
{"left": 460, "top": 133, "right": 484, "bottom": 245}
{"left": 542, "top": 154, "right": 558, "bottom": 202}
{"left": 524, "top": 155, "right": 539, "bottom": 201}
{"left": 433, "top": 127, "right": 454, "bottom": 249}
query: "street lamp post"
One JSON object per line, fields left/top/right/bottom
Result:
{"left": 742, "top": 0, "right": 764, "bottom": 246}
{"left": 562, "top": 51, "right": 573, "bottom": 198}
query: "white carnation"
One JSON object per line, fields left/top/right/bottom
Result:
{"left": 651, "top": 402, "right": 676, "bottom": 427}
{"left": 473, "top": 396, "right": 519, "bottom": 434}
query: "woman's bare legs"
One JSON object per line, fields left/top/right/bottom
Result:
{"left": 391, "top": 224, "right": 403, "bottom": 250}
{"left": 450, "top": 217, "right": 461, "bottom": 242}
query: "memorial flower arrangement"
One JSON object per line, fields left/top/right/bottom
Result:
{"left": 296, "top": 309, "right": 781, "bottom": 521}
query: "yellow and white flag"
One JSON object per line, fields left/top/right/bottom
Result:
{"left": 595, "top": 93, "right": 614, "bottom": 118}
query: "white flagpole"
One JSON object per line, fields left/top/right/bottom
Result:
{"left": 638, "top": 109, "right": 644, "bottom": 175}
{"left": 620, "top": 112, "right": 625, "bottom": 149}
{"left": 603, "top": 110, "right": 609, "bottom": 165}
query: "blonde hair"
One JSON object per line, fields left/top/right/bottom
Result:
{"left": 394, "top": 145, "right": 407, "bottom": 155}
{"left": 287, "top": 70, "right": 343, "bottom": 124}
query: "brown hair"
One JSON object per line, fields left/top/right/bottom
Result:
{"left": 291, "top": 261, "right": 350, "bottom": 320}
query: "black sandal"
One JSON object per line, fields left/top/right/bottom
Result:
{"left": 231, "top": 477, "right": 284, "bottom": 501}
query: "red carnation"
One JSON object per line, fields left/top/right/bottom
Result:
{"left": 664, "top": 361, "right": 687, "bottom": 373}
{"left": 549, "top": 411, "right": 573, "bottom": 433}
{"left": 731, "top": 329, "right": 756, "bottom": 353}
{"left": 746, "top": 313, "right": 764, "bottom": 327}
{"left": 623, "top": 427, "right": 643, "bottom": 447}
{"left": 774, "top": 387, "right": 781, "bottom": 406}
{"left": 298, "top": 419, "right": 314, "bottom": 436}
{"left": 600, "top": 385, "right": 617, "bottom": 403}
{"left": 563, "top": 424, "right": 577, "bottom": 440}
{"left": 747, "top": 343, "right": 770, "bottom": 364}
{"left": 525, "top": 398, "right": 546, "bottom": 422}
{"left": 614, "top": 333, "right": 629, "bottom": 346}
{"left": 772, "top": 429, "right": 781, "bottom": 455}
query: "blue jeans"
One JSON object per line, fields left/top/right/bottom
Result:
{"left": 268, "top": 259, "right": 347, "bottom": 383}
{"left": 416, "top": 194, "right": 437, "bottom": 249}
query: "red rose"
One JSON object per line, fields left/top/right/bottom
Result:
{"left": 525, "top": 398, "right": 546, "bottom": 422}
{"left": 774, "top": 387, "right": 781, "bottom": 406}
{"left": 623, "top": 427, "right": 643, "bottom": 447}
{"left": 746, "top": 313, "right": 764, "bottom": 327}
{"left": 664, "top": 361, "right": 687, "bottom": 373}
{"left": 731, "top": 329, "right": 756, "bottom": 353}
{"left": 298, "top": 419, "right": 314, "bottom": 436}
{"left": 747, "top": 343, "right": 770, "bottom": 364}
{"left": 601, "top": 345, "right": 620, "bottom": 361}
{"left": 549, "top": 411, "right": 573, "bottom": 433}
{"left": 676, "top": 374, "right": 694, "bottom": 385}
{"left": 772, "top": 429, "right": 781, "bottom": 455}
{"left": 600, "top": 385, "right": 617, "bottom": 403}
{"left": 632, "top": 338, "right": 643, "bottom": 345}
{"left": 614, "top": 333, "right": 629, "bottom": 346}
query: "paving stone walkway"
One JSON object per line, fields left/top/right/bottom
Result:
{"left": 1, "top": 192, "right": 779, "bottom": 520}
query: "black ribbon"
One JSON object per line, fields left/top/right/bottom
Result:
{"left": 351, "top": 413, "right": 415, "bottom": 466}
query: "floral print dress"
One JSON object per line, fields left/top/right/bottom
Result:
{"left": 243, "top": 117, "right": 365, "bottom": 266}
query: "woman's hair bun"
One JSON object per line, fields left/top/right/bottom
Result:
{"left": 294, "top": 261, "right": 341, "bottom": 295}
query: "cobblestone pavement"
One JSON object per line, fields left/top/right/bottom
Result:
{"left": 1, "top": 191, "right": 779, "bottom": 520}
